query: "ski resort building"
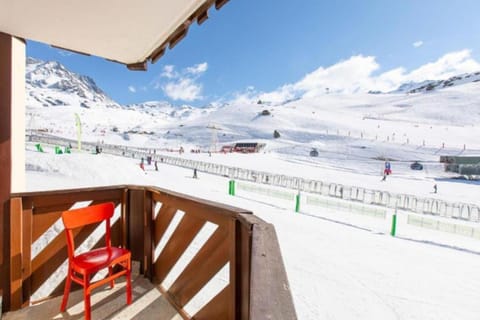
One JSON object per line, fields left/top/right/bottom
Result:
{"left": 233, "top": 142, "right": 266, "bottom": 153}
{"left": 440, "top": 155, "right": 480, "bottom": 176}
{"left": 0, "top": 1, "right": 296, "bottom": 319}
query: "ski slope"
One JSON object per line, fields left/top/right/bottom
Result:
{"left": 25, "top": 143, "right": 480, "bottom": 320}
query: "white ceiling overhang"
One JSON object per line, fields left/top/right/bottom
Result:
{"left": 0, "top": 0, "right": 228, "bottom": 70}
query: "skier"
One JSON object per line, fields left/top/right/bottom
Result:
{"left": 433, "top": 184, "right": 437, "bottom": 193}
{"left": 155, "top": 160, "right": 158, "bottom": 171}
{"left": 193, "top": 168, "right": 198, "bottom": 179}
{"left": 384, "top": 161, "right": 392, "bottom": 175}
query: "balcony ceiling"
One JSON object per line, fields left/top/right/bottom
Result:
{"left": 0, "top": 0, "right": 227, "bottom": 70}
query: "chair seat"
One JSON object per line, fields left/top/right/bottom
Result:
{"left": 73, "top": 247, "right": 130, "bottom": 274}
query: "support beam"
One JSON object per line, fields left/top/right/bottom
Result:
{"left": 0, "top": 32, "right": 26, "bottom": 313}
{"left": 10, "top": 37, "right": 26, "bottom": 193}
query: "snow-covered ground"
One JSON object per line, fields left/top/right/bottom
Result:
{"left": 25, "top": 142, "right": 480, "bottom": 320}
{"left": 24, "top": 60, "right": 480, "bottom": 319}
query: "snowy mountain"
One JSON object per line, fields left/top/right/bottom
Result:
{"left": 126, "top": 100, "right": 215, "bottom": 121}
{"left": 389, "top": 71, "right": 480, "bottom": 94}
{"left": 26, "top": 56, "right": 480, "bottom": 161}
{"left": 26, "top": 57, "right": 119, "bottom": 109}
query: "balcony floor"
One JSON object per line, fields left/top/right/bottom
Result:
{"left": 3, "top": 273, "right": 181, "bottom": 320}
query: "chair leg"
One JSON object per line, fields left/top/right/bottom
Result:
{"left": 60, "top": 273, "right": 72, "bottom": 312}
{"left": 126, "top": 267, "right": 132, "bottom": 305}
{"left": 84, "top": 277, "right": 91, "bottom": 320}
{"left": 108, "top": 266, "right": 114, "bottom": 288}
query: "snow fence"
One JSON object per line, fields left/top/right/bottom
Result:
{"left": 29, "top": 133, "right": 480, "bottom": 224}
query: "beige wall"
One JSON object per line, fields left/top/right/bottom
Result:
{"left": 11, "top": 37, "right": 25, "bottom": 192}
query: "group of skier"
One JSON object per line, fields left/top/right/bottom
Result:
{"left": 139, "top": 157, "right": 159, "bottom": 172}
{"left": 381, "top": 161, "right": 438, "bottom": 193}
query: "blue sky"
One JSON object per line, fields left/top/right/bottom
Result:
{"left": 27, "top": 0, "right": 480, "bottom": 106}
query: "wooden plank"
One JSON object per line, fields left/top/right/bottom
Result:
{"left": 9, "top": 198, "right": 23, "bottom": 310}
{"left": 30, "top": 224, "right": 97, "bottom": 294}
{"left": 237, "top": 220, "right": 252, "bottom": 320}
{"left": 153, "top": 205, "right": 177, "bottom": 246}
{"left": 249, "top": 222, "right": 297, "bottom": 320}
{"left": 148, "top": 186, "right": 250, "bottom": 215}
{"left": 31, "top": 210, "right": 62, "bottom": 243}
{"left": 24, "top": 188, "right": 123, "bottom": 208}
{"left": 144, "top": 191, "right": 153, "bottom": 279}
{"left": 22, "top": 207, "right": 32, "bottom": 307}
{"left": 154, "top": 213, "right": 205, "bottom": 284}
{"left": 169, "top": 228, "right": 229, "bottom": 306}
{"left": 151, "top": 189, "right": 250, "bottom": 223}
{"left": 122, "top": 189, "right": 128, "bottom": 248}
{"left": 193, "top": 285, "right": 230, "bottom": 320}
{"left": 152, "top": 191, "right": 230, "bottom": 227}
{"left": 31, "top": 198, "right": 121, "bottom": 243}
{"left": 0, "top": 32, "right": 13, "bottom": 313}
{"left": 128, "top": 189, "right": 144, "bottom": 264}
{"left": 227, "top": 219, "right": 235, "bottom": 320}
{"left": 110, "top": 218, "right": 123, "bottom": 248}
{"left": 11, "top": 186, "right": 126, "bottom": 200}
{"left": 31, "top": 197, "right": 121, "bottom": 215}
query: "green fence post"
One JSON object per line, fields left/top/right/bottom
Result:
{"left": 390, "top": 213, "right": 397, "bottom": 236}
{"left": 295, "top": 192, "right": 301, "bottom": 212}
{"left": 228, "top": 180, "right": 232, "bottom": 195}
{"left": 231, "top": 180, "right": 236, "bottom": 196}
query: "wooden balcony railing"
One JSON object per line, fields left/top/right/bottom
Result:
{"left": 1, "top": 185, "right": 296, "bottom": 319}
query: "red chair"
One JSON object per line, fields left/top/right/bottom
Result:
{"left": 60, "top": 202, "right": 132, "bottom": 320}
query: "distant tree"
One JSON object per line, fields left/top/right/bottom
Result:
{"left": 273, "top": 130, "right": 281, "bottom": 138}
{"left": 257, "top": 99, "right": 263, "bottom": 104}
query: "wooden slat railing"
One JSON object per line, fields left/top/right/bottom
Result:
{"left": 3, "top": 185, "right": 296, "bottom": 319}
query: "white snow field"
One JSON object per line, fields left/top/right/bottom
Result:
{"left": 24, "top": 61, "right": 480, "bottom": 319}
{"left": 25, "top": 142, "right": 480, "bottom": 320}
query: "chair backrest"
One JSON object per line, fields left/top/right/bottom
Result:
{"left": 62, "top": 202, "right": 115, "bottom": 258}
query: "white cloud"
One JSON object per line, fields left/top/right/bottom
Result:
{"left": 413, "top": 40, "right": 424, "bottom": 48}
{"left": 250, "top": 49, "right": 480, "bottom": 103}
{"left": 161, "top": 65, "right": 176, "bottom": 79}
{"left": 163, "top": 78, "right": 202, "bottom": 101}
{"left": 154, "top": 62, "right": 208, "bottom": 101}
{"left": 186, "top": 62, "right": 208, "bottom": 75}
{"left": 405, "top": 50, "right": 480, "bottom": 81}
{"left": 295, "top": 55, "right": 381, "bottom": 95}
{"left": 128, "top": 85, "right": 136, "bottom": 93}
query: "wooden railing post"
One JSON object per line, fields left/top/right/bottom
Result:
{"left": 9, "top": 197, "right": 23, "bottom": 310}
{"left": 121, "top": 189, "right": 128, "bottom": 248}
{"left": 128, "top": 188, "right": 146, "bottom": 272}
{"left": 21, "top": 199, "right": 32, "bottom": 307}
{"left": 246, "top": 215, "right": 297, "bottom": 320}
{"left": 236, "top": 219, "right": 252, "bottom": 320}
{"left": 144, "top": 189, "right": 153, "bottom": 280}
